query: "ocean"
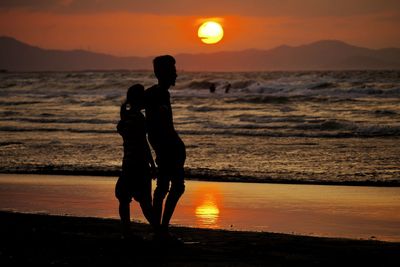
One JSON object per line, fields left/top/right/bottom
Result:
{"left": 0, "top": 70, "right": 399, "bottom": 185}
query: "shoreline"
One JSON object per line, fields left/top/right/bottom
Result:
{"left": 1, "top": 211, "right": 399, "bottom": 266}
{"left": 1, "top": 170, "right": 399, "bottom": 187}
{"left": 2, "top": 173, "right": 400, "bottom": 242}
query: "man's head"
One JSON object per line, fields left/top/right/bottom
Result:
{"left": 153, "top": 55, "right": 177, "bottom": 87}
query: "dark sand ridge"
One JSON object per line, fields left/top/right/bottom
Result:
{"left": 1, "top": 211, "right": 399, "bottom": 266}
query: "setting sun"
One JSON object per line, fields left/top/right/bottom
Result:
{"left": 197, "top": 21, "right": 224, "bottom": 44}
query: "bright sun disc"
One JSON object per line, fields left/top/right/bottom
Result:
{"left": 198, "top": 21, "right": 224, "bottom": 44}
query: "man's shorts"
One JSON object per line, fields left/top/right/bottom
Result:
{"left": 155, "top": 154, "right": 185, "bottom": 191}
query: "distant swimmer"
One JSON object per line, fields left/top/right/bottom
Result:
{"left": 209, "top": 83, "right": 216, "bottom": 93}
{"left": 224, "top": 83, "right": 231, "bottom": 93}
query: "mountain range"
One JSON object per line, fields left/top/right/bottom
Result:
{"left": 1, "top": 36, "right": 400, "bottom": 71}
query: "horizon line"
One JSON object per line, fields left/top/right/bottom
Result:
{"left": 2, "top": 35, "right": 399, "bottom": 59}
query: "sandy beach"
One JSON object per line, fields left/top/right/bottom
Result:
{"left": 1, "top": 173, "right": 400, "bottom": 265}
{"left": 1, "top": 211, "right": 399, "bottom": 266}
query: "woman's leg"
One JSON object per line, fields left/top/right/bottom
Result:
{"left": 119, "top": 201, "right": 131, "bottom": 237}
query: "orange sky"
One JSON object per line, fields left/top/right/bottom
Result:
{"left": 0, "top": 0, "right": 399, "bottom": 56}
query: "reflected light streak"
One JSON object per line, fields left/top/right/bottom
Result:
{"left": 195, "top": 193, "right": 220, "bottom": 227}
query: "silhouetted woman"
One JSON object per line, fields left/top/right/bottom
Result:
{"left": 115, "top": 84, "right": 155, "bottom": 239}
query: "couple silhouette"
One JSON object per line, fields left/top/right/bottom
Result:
{"left": 115, "top": 55, "right": 186, "bottom": 244}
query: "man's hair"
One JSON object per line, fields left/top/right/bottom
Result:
{"left": 153, "top": 55, "right": 175, "bottom": 79}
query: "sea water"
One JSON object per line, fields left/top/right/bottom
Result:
{"left": 0, "top": 70, "right": 399, "bottom": 185}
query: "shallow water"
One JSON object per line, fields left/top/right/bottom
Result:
{"left": 1, "top": 174, "right": 399, "bottom": 242}
{"left": 1, "top": 70, "right": 400, "bottom": 184}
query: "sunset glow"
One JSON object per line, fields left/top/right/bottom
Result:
{"left": 1, "top": 2, "right": 400, "bottom": 265}
{"left": 0, "top": 1, "right": 399, "bottom": 55}
{"left": 197, "top": 21, "right": 224, "bottom": 44}
{"left": 195, "top": 193, "right": 220, "bottom": 226}
{"left": 192, "top": 185, "right": 222, "bottom": 228}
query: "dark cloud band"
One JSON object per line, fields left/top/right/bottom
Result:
{"left": 0, "top": 0, "right": 399, "bottom": 18}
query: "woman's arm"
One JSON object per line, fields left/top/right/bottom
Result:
{"left": 145, "top": 139, "right": 157, "bottom": 179}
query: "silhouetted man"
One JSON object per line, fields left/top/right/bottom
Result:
{"left": 145, "top": 55, "right": 186, "bottom": 242}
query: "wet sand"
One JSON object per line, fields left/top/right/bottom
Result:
{"left": 1, "top": 211, "right": 399, "bottom": 266}
{"left": 1, "top": 174, "right": 400, "bottom": 242}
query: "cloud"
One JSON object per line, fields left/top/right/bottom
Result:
{"left": 1, "top": 0, "right": 400, "bottom": 18}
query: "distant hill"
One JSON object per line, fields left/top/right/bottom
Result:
{"left": 1, "top": 36, "right": 400, "bottom": 71}
{"left": 0, "top": 36, "right": 152, "bottom": 72}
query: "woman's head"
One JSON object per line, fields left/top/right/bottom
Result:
{"left": 126, "top": 84, "right": 145, "bottom": 109}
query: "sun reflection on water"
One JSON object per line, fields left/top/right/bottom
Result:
{"left": 195, "top": 193, "right": 220, "bottom": 227}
